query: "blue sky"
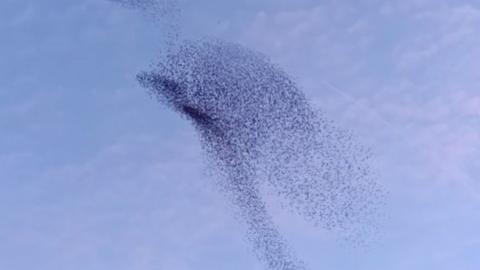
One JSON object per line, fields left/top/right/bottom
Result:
{"left": 1, "top": 0, "right": 479, "bottom": 269}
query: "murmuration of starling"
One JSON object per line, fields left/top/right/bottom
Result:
{"left": 111, "top": 1, "right": 384, "bottom": 269}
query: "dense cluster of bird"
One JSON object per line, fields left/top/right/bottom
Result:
{"left": 112, "top": 1, "right": 383, "bottom": 269}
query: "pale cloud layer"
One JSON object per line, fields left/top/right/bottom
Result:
{"left": 1, "top": 0, "right": 479, "bottom": 269}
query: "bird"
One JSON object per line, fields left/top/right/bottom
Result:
{"left": 137, "top": 39, "right": 381, "bottom": 270}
